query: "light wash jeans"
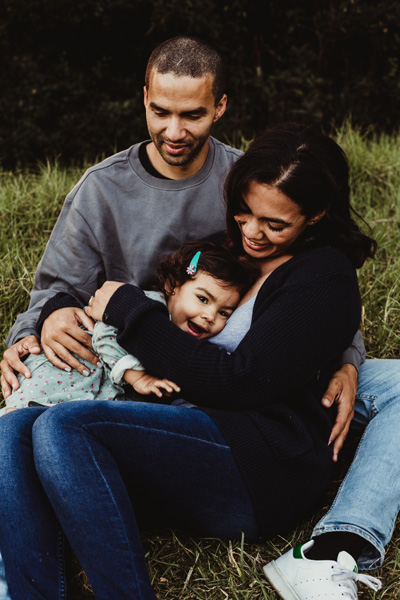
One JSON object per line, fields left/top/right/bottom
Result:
{"left": 312, "top": 359, "right": 400, "bottom": 570}
{"left": 0, "top": 359, "right": 398, "bottom": 597}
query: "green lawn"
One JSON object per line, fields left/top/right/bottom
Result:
{"left": 1, "top": 125, "right": 400, "bottom": 598}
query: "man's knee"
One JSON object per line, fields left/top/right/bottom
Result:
{"left": 0, "top": 407, "right": 45, "bottom": 453}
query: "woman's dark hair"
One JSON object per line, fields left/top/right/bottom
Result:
{"left": 156, "top": 240, "right": 259, "bottom": 298}
{"left": 225, "top": 122, "right": 377, "bottom": 268}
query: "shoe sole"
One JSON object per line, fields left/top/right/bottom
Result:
{"left": 263, "top": 561, "right": 300, "bottom": 600}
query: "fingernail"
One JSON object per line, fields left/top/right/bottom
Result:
{"left": 64, "top": 367, "right": 71, "bottom": 372}
{"left": 25, "top": 371, "right": 31, "bottom": 378}
{"left": 4, "top": 391, "right": 10, "bottom": 399}
{"left": 97, "top": 362, "right": 102, "bottom": 368}
{"left": 322, "top": 398, "right": 330, "bottom": 407}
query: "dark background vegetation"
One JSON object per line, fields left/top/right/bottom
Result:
{"left": 1, "top": 0, "right": 399, "bottom": 168}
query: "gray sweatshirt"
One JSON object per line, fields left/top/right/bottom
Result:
{"left": 7, "top": 137, "right": 242, "bottom": 345}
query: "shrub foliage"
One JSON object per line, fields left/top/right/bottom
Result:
{"left": 1, "top": 0, "right": 400, "bottom": 167}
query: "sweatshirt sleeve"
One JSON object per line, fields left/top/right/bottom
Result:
{"left": 340, "top": 330, "right": 366, "bottom": 370}
{"left": 6, "top": 185, "right": 105, "bottom": 347}
{"left": 103, "top": 252, "right": 361, "bottom": 410}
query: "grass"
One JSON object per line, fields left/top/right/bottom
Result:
{"left": 1, "top": 125, "right": 400, "bottom": 598}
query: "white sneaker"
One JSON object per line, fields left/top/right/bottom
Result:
{"left": 263, "top": 540, "right": 382, "bottom": 600}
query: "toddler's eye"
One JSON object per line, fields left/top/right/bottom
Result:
{"left": 197, "top": 296, "right": 208, "bottom": 304}
{"left": 219, "top": 310, "right": 231, "bottom": 319}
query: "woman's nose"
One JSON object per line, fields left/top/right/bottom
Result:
{"left": 242, "top": 217, "right": 263, "bottom": 239}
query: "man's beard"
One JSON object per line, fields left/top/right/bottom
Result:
{"left": 149, "top": 132, "right": 209, "bottom": 167}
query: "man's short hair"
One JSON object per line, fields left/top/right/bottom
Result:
{"left": 145, "top": 36, "right": 226, "bottom": 106}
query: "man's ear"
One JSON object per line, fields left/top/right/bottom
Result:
{"left": 143, "top": 85, "right": 148, "bottom": 108}
{"left": 213, "top": 94, "right": 227, "bottom": 123}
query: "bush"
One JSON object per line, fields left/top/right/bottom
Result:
{"left": 1, "top": 0, "right": 400, "bottom": 167}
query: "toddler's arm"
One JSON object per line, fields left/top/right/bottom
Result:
{"left": 123, "top": 370, "right": 180, "bottom": 398}
{"left": 93, "top": 321, "right": 180, "bottom": 398}
{"left": 92, "top": 321, "right": 145, "bottom": 383}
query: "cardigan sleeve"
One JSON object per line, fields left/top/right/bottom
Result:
{"left": 103, "top": 250, "right": 361, "bottom": 410}
{"left": 35, "top": 292, "right": 84, "bottom": 336}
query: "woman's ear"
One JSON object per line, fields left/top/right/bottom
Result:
{"left": 308, "top": 208, "right": 328, "bottom": 226}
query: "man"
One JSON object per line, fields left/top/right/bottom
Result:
{"left": 0, "top": 36, "right": 399, "bottom": 600}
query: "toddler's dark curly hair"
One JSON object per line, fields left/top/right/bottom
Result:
{"left": 156, "top": 240, "right": 259, "bottom": 298}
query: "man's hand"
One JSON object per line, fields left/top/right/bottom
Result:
{"left": 321, "top": 363, "right": 358, "bottom": 462}
{"left": 1, "top": 335, "right": 41, "bottom": 399}
{"left": 40, "top": 306, "right": 98, "bottom": 375}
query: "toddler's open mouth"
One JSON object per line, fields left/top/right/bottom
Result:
{"left": 187, "top": 321, "right": 207, "bottom": 337}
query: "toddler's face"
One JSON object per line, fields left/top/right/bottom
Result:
{"left": 167, "top": 270, "right": 240, "bottom": 340}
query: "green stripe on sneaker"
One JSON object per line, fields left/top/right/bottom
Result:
{"left": 293, "top": 544, "right": 304, "bottom": 559}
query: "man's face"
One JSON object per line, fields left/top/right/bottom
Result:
{"left": 144, "top": 70, "right": 227, "bottom": 177}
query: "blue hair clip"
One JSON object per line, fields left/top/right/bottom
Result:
{"left": 186, "top": 251, "right": 201, "bottom": 276}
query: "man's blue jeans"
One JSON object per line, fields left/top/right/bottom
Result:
{"left": 0, "top": 358, "right": 399, "bottom": 598}
{"left": 0, "top": 402, "right": 258, "bottom": 600}
{"left": 312, "top": 359, "right": 400, "bottom": 570}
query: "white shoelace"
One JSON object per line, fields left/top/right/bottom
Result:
{"left": 332, "top": 566, "right": 382, "bottom": 599}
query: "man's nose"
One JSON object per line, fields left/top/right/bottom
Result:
{"left": 165, "top": 117, "right": 185, "bottom": 141}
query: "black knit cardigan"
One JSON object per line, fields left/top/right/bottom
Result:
{"left": 39, "top": 246, "right": 361, "bottom": 538}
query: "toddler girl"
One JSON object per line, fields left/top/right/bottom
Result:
{"left": 2, "top": 240, "right": 256, "bottom": 412}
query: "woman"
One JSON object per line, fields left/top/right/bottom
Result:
{"left": 0, "top": 123, "right": 375, "bottom": 599}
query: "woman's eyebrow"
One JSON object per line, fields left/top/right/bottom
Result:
{"left": 260, "top": 216, "right": 292, "bottom": 226}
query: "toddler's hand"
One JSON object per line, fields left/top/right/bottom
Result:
{"left": 132, "top": 374, "right": 180, "bottom": 398}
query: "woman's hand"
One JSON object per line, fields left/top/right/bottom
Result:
{"left": 85, "top": 282, "right": 126, "bottom": 322}
{"left": 321, "top": 363, "right": 358, "bottom": 462}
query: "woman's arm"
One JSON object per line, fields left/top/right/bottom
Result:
{"left": 91, "top": 251, "right": 361, "bottom": 411}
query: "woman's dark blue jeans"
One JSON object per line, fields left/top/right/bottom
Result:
{"left": 0, "top": 401, "right": 258, "bottom": 600}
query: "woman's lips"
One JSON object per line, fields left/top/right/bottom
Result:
{"left": 244, "top": 236, "right": 270, "bottom": 251}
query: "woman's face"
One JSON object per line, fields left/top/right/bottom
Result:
{"left": 234, "top": 181, "right": 318, "bottom": 261}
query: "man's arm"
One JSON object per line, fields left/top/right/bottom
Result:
{"left": 2, "top": 179, "right": 109, "bottom": 396}
{"left": 7, "top": 169, "right": 111, "bottom": 348}
{"left": 321, "top": 330, "right": 365, "bottom": 461}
